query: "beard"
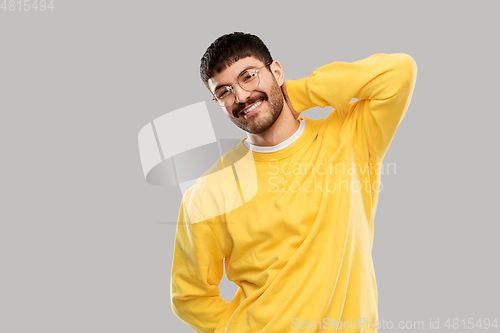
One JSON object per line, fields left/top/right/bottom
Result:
{"left": 229, "top": 80, "right": 284, "bottom": 135}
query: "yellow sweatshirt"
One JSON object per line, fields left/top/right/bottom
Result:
{"left": 171, "top": 53, "right": 417, "bottom": 333}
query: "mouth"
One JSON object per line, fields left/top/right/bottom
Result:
{"left": 239, "top": 100, "right": 263, "bottom": 119}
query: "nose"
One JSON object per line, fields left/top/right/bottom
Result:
{"left": 233, "top": 84, "right": 251, "bottom": 104}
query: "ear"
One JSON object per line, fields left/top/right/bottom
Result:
{"left": 269, "top": 60, "right": 285, "bottom": 86}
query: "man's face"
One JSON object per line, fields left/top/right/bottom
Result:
{"left": 208, "top": 57, "right": 284, "bottom": 135}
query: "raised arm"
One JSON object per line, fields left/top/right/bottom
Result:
{"left": 171, "top": 190, "right": 229, "bottom": 333}
{"left": 286, "top": 53, "right": 417, "bottom": 163}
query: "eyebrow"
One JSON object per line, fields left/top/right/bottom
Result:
{"left": 213, "top": 65, "right": 260, "bottom": 92}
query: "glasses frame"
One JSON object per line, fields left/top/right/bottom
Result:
{"left": 211, "top": 62, "right": 273, "bottom": 107}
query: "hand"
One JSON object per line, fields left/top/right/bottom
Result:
{"left": 282, "top": 79, "right": 300, "bottom": 119}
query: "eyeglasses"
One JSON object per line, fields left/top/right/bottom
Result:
{"left": 212, "top": 62, "right": 272, "bottom": 107}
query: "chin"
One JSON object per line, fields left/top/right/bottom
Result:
{"left": 245, "top": 118, "right": 279, "bottom": 135}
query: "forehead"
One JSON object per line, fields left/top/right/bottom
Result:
{"left": 207, "top": 56, "right": 265, "bottom": 92}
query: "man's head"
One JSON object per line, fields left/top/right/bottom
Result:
{"left": 200, "top": 32, "right": 285, "bottom": 135}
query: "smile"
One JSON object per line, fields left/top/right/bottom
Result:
{"left": 241, "top": 100, "right": 263, "bottom": 118}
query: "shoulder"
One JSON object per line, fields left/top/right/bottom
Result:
{"left": 185, "top": 144, "right": 251, "bottom": 222}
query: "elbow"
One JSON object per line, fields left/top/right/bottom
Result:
{"left": 170, "top": 282, "right": 189, "bottom": 323}
{"left": 171, "top": 297, "right": 195, "bottom": 330}
{"left": 395, "top": 53, "right": 418, "bottom": 86}
{"left": 171, "top": 296, "right": 184, "bottom": 321}
{"left": 384, "top": 53, "right": 417, "bottom": 98}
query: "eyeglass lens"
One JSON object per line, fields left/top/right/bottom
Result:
{"left": 214, "top": 69, "right": 260, "bottom": 106}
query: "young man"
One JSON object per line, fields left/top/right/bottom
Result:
{"left": 171, "top": 32, "right": 417, "bottom": 333}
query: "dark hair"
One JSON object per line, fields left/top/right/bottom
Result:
{"left": 200, "top": 32, "right": 273, "bottom": 88}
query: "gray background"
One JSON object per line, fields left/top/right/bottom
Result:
{"left": 1, "top": 1, "right": 499, "bottom": 332}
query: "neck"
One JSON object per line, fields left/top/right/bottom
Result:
{"left": 246, "top": 103, "right": 300, "bottom": 146}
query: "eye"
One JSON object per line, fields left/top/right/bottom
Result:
{"left": 215, "top": 87, "right": 231, "bottom": 99}
{"left": 241, "top": 71, "right": 258, "bottom": 83}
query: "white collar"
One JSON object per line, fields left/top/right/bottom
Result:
{"left": 244, "top": 119, "right": 305, "bottom": 153}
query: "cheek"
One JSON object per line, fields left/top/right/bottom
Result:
{"left": 222, "top": 106, "right": 234, "bottom": 117}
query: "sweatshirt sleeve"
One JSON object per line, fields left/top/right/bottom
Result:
{"left": 170, "top": 189, "right": 229, "bottom": 333}
{"left": 286, "top": 53, "right": 417, "bottom": 163}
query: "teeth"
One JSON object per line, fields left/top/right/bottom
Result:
{"left": 242, "top": 100, "right": 262, "bottom": 115}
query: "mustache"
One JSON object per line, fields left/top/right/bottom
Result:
{"left": 233, "top": 93, "right": 268, "bottom": 118}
